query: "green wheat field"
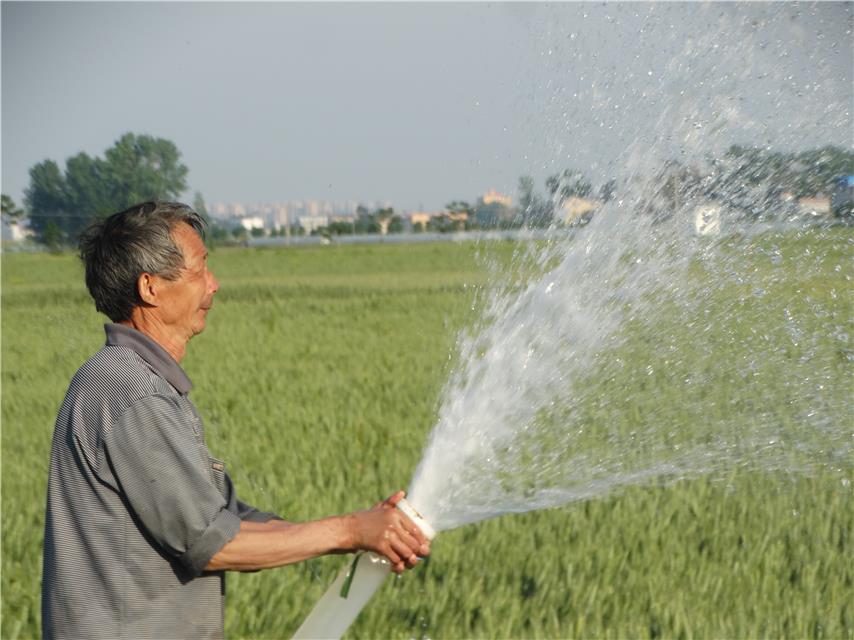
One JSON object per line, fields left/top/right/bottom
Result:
{"left": 2, "top": 231, "right": 852, "bottom": 639}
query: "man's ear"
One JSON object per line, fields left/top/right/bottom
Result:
{"left": 137, "top": 272, "right": 158, "bottom": 307}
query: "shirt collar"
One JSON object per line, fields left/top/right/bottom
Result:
{"left": 104, "top": 323, "right": 194, "bottom": 395}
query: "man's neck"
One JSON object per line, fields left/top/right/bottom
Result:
{"left": 120, "top": 314, "right": 187, "bottom": 363}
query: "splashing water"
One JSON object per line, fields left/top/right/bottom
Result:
{"left": 409, "top": 207, "right": 851, "bottom": 532}
{"left": 408, "top": 4, "right": 853, "bottom": 532}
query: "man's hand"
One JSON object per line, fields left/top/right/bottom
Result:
{"left": 347, "top": 490, "right": 431, "bottom": 573}
{"left": 205, "top": 490, "right": 430, "bottom": 573}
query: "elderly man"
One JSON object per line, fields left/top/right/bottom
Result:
{"left": 42, "top": 201, "right": 429, "bottom": 639}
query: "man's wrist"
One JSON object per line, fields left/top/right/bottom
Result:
{"left": 337, "top": 513, "right": 359, "bottom": 552}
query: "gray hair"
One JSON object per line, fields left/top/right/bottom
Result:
{"left": 78, "top": 201, "right": 207, "bottom": 322}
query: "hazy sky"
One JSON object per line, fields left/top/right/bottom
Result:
{"left": 2, "top": 2, "right": 851, "bottom": 211}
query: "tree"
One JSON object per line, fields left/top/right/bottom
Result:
{"left": 102, "top": 133, "right": 188, "bottom": 208}
{"left": 43, "top": 221, "right": 63, "bottom": 253}
{"left": 25, "top": 160, "right": 71, "bottom": 244}
{"left": 429, "top": 211, "right": 470, "bottom": 233}
{"left": 24, "top": 133, "right": 189, "bottom": 246}
{"left": 376, "top": 207, "right": 394, "bottom": 235}
{"left": 517, "top": 176, "right": 551, "bottom": 227}
{"left": 445, "top": 200, "right": 475, "bottom": 230}
{"left": 427, "top": 214, "right": 452, "bottom": 233}
{"left": 193, "top": 191, "right": 209, "bottom": 218}
{"left": 388, "top": 216, "right": 404, "bottom": 233}
{"left": 445, "top": 200, "right": 473, "bottom": 216}
{"left": 1, "top": 194, "right": 25, "bottom": 220}
{"left": 599, "top": 179, "right": 617, "bottom": 203}
{"left": 725, "top": 145, "right": 854, "bottom": 198}
{"left": 518, "top": 176, "right": 536, "bottom": 213}
{"left": 327, "top": 220, "right": 354, "bottom": 235}
{"left": 546, "top": 169, "right": 593, "bottom": 203}
{"left": 64, "top": 152, "right": 112, "bottom": 222}
{"left": 354, "top": 206, "right": 380, "bottom": 234}
{"left": 209, "top": 225, "right": 230, "bottom": 245}
{"left": 792, "top": 146, "right": 854, "bottom": 195}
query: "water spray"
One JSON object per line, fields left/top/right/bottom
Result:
{"left": 292, "top": 499, "right": 435, "bottom": 640}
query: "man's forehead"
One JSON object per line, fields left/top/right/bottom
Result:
{"left": 172, "top": 223, "right": 206, "bottom": 260}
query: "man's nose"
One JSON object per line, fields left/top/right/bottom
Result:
{"left": 209, "top": 272, "right": 220, "bottom": 294}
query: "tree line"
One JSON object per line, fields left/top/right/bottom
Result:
{"left": 3, "top": 135, "right": 852, "bottom": 248}
{"left": 5, "top": 133, "right": 189, "bottom": 248}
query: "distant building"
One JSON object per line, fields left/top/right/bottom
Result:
{"left": 479, "top": 189, "right": 513, "bottom": 208}
{"left": 408, "top": 210, "right": 467, "bottom": 231}
{"left": 339, "top": 202, "right": 362, "bottom": 216}
{"left": 406, "top": 212, "right": 429, "bottom": 231}
{"left": 1, "top": 218, "right": 33, "bottom": 243}
{"left": 208, "top": 202, "right": 228, "bottom": 217}
{"left": 693, "top": 204, "right": 722, "bottom": 236}
{"left": 271, "top": 205, "right": 290, "bottom": 230}
{"left": 409, "top": 212, "right": 432, "bottom": 227}
{"left": 475, "top": 190, "right": 514, "bottom": 228}
{"left": 207, "top": 199, "right": 391, "bottom": 224}
{"left": 298, "top": 216, "right": 328, "bottom": 233}
{"left": 239, "top": 216, "right": 266, "bottom": 231}
{"left": 797, "top": 195, "right": 831, "bottom": 217}
{"left": 559, "top": 197, "right": 602, "bottom": 225}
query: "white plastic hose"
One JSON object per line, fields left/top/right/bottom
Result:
{"left": 292, "top": 499, "right": 436, "bottom": 640}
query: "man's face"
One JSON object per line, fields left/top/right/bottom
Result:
{"left": 156, "top": 223, "right": 219, "bottom": 340}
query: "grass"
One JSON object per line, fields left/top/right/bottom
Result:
{"left": 2, "top": 233, "right": 852, "bottom": 639}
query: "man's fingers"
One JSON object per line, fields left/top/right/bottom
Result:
{"left": 392, "top": 527, "right": 423, "bottom": 557}
{"left": 374, "top": 490, "right": 405, "bottom": 510}
{"left": 384, "top": 490, "right": 406, "bottom": 508}
{"left": 381, "top": 536, "right": 403, "bottom": 567}
{"left": 397, "top": 513, "right": 430, "bottom": 551}
{"left": 388, "top": 534, "right": 414, "bottom": 562}
{"left": 386, "top": 527, "right": 428, "bottom": 570}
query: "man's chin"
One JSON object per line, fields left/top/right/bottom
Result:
{"left": 192, "top": 317, "right": 209, "bottom": 336}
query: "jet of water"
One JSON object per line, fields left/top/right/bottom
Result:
{"left": 408, "top": 3, "right": 852, "bottom": 531}
{"left": 409, "top": 202, "right": 851, "bottom": 532}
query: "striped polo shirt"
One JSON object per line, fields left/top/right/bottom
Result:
{"left": 42, "top": 324, "right": 280, "bottom": 639}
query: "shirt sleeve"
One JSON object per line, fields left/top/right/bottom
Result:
{"left": 236, "top": 499, "right": 285, "bottom": 523}
{"left": 103, "top": 394, "right": 242, "bottom": 577}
